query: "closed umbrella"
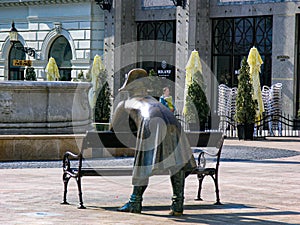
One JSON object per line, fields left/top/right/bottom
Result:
{"left": 183, "top": 50, "right": 203, "bottom": 115}
{"left": 45, "top": 57, "right": 60, "bottom": 81}
{"left": 89, "top": 54, "right": 105, "bottom": 110}
{"left": 91, "top": 54, "right": 104, "bottom": 91}
{"left": 247, "top": 47, "right": 264, "bottom": 122}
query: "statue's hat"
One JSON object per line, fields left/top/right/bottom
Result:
{"left": 119, "top": 68, "right": 148, "bottom": 91}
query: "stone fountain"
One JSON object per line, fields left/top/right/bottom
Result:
{"left": 0, "top": 81, "right": 93, "bottom": 161}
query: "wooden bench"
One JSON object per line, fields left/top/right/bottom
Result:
{"left": 61, "top": 131, "right": 225, "bottom": 209}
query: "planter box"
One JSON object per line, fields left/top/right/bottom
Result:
{"left": 95, "top": 123, "right": 110, "bottom": 131}
{"left": 293, "top": 119, "right": 300, "bottom": 130}
{"left": 237, "top": 123, "right": 254, "bottom": 140}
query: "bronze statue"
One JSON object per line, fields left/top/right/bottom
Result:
{"left": 111, "top": 68, "right": 196, "bottom": 216}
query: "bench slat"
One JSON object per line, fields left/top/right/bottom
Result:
{"left": 84, "top": 131, "right": 136, "bottom": 148}
{"left": 79, "top": 167, "right": 133, "bottom": 176}
{"left": 77, "top": 167, "right": 214, "bottom": 176}
{"left": 84, "top": 131, "right": 223, "bottom": 149}
{"left": 186, "top": 132, "right": 223, "bottom": 148}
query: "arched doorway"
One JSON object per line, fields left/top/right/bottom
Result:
{"left": 9, "top": 42, "right": 26, "bottom": 80}
{"left": 49, "top": 36, "right": 72, "bottom": 81}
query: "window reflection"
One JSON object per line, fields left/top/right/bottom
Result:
{"left": 212, "top": 16, "right": 272, "bottom": 88}
{"left": 49, "top": 36, "right": 72, "bottom": 81}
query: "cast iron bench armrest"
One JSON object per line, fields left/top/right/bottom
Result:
{"left": 197, "top": 149, "right": 219, "bottom": 157}
{"left": 62, "top": 151, "right": 83, "bottom": 178}
{"left": 191, "top": 134, "right": 224, "bottom": 204}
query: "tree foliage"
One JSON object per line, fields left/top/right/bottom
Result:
{"left": 234, "top": 57, "right": 256, "bottom": 124}
{"left": 185, "top": 71, "right": 210, "bottom": 124}
{"left": 94, "top": 71, "right": 111, "bottom": 123}
{"left": 25, "top": 67, "right": 37, "bottom": 81}
{"left": 74, "top": 69, "right": 111, "bottom": 123}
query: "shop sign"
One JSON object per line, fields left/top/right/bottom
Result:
{"left": 157, "top": 60, "right": 172, "bottom": 78}
{"left": 142, "top": 0, "right": 174, "bottom": 9}
{"left": 277, "top": 55, "right": 290, "bottom": 61}
{"left": 13, "top": 60, "right": 32, "bottom": 67}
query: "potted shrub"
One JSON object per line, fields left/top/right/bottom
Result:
{"left": 94, "top": 69, "right": 112, "bottom": 130}
{"left": 234, "top": 57, "right": 256, "bottom": 140}
{"left": 293, "top": 109, "right": 300, "bottom": 130}
{"left": 75, "top": 69, "right": 111, "bottom": 130}
{"left": 25, "top": 66, "right": 37, "bottom": 81}
{"left": 94, "top": 78, "right": 111, "bottom": 123}
{"left": 184, "top": 70, "right": 210, "bottom": 131}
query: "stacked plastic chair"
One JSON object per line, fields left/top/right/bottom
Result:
{"left": 260, "top": 85, "right": 271, "bottom": 135}
{"left": 218, "top": 83, "right": 283, "bottom": 137}
{"left": 217, "top": 84, "right": 236, "bottom": 132}
{"left": 230, "top": 87, "right": 237, "bottom": 125}
{"left": 269, "top": 83, "right": 282, "bottom": 135}
{"left": 261, "top": 85, "right": 271, "bottom": 116}
{"left": 260, "top": 83, "right": 282, "bottom": 135}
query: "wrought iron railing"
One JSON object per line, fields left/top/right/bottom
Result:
{"left": 219, "top": 113, "right": 300, "bottom": 138}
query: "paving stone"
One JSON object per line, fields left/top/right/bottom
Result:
{"left": 0, "top": 138, "right": 299, "bottom": 224}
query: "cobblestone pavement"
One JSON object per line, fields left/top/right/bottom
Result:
{"left": 0, "top": 137, "right": 300, "bottom": 224}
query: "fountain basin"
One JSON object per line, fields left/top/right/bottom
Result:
{"left": 0, "top": 81, "right": 93, "bottom": 134}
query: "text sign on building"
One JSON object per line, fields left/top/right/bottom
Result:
{"left": 13, "top": 60, "right": 32, "bottom": 67}
{"left": 142, "top": 0, "right": 174, "bottom": 8}
{"left": 157, "top": 60, "right": 172, "bottom": 78}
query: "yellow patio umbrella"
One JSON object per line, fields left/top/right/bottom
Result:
{"left": 91, "top": 54, "right": 104, "bottom": 91}
{"left": 247, "top": 47, "right": 264, "bottom": 122}
{"left": 183, "top": 50, "right": 203, "bottom": 115}
{"left": 45, "top": 57, "right": 60, "bottom": 81}
{"left": 89, "top": 54, "right": 105, "bottom": 110}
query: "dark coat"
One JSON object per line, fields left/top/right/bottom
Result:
{"left": 111, "top": 95, "right": 196, "bottom": 185}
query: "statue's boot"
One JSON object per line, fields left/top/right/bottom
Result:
{"left": 117, "top": 185, "right": 147, "bottom": 213}
{"left": 170, "top": 170, "right": 185, "bottom": 216}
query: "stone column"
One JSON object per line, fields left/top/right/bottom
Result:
{"left": 272, "top": 12, "right": 296, "bottom": 116}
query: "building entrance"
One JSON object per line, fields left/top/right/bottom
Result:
{"left": 9, "top": 42, "right": 26, "bottom": 80}
{"left": 137, "top": 20, "right": 176, "bottom": 97}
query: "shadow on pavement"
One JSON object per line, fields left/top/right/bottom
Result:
{"left": 89, "top": 203, "right": 300, "bottom": 225}
{"left": 221, "top": 145, "right": 300, "bottom": 161}
{"left": 221, "top": 158, "right": 300, "bottom": 164}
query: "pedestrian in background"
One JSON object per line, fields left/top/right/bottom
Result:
{"left": 159, "top": 86, "right": 176, "bottom": 113}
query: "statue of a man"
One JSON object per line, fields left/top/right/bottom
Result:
{"left": 111, "top": 68, "right": 196, "bottom": 216}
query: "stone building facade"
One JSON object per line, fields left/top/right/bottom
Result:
{"left": 0, "top": 0, "right": 299, "bottom": 119}
{"left": 210, "top": 0, "right": 300, "bottom": 121}
{"left": 0, "top": 0, "right": 105, "bottom": 81}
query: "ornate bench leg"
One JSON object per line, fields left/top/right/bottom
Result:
{"left": 195, "top": 174, "right": 204, "bottom": 201}
{"left": 76, "top": 176, "right": 86, "bottom": 209}
{"left": 212, "top": 174, "right": 222, "bottom": 205}
{"left": 61, "top": 173, "right": 71, "bottom": 205}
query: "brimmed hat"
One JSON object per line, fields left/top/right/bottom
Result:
{"left": 119, "top": 68, "right": 148, "bottom": 91}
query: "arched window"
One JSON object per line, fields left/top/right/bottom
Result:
{"left": 212, "top": 16, "right": 272, "bottom": 88}
{"left": 9, "top": 41, "right": 26, "bottom": 80}
{"left": 49, "top": 36, "right": 72, "bottom": 81}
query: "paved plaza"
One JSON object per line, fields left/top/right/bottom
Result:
{"left": 0, "top": 137, "right": 300, "bottom": 224}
